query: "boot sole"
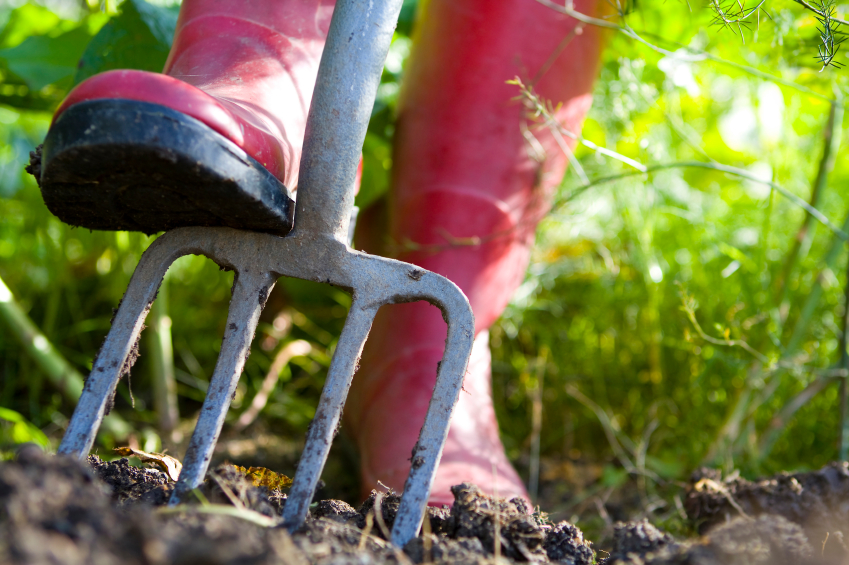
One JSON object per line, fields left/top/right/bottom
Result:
{"left": 39, "top": 99, "right": 295, "bottom": 236}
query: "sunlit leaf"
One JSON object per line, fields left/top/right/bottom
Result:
{"left": 74, "top": 0, "right": 179, "bottom": 85}
{"left": 0, "top": 407, "right": 49, "bottom": 448}
{"left": 114, "top": 446, "right": 183, "bottom": 481}
{"left": 233, "top": 465, "right": 293, "bottom": 490}
{"left": 0, "top": 25, "right": 95, "bottom": 91}
{"left": 0, "top": 5, "right": 64, "bottom": 49}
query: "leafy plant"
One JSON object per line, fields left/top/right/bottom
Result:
{"left": 74, "top": 0, "right": 178, "bottom": 84}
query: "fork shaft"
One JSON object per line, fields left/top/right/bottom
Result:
{"left": 293, "top": 0, "right": 403, "bottom": 242}
{"left": 169, "top": 270, "right": 275, "bottom": 504}
{"left": 283, "top": 300, "right": 377, "bottom": 529}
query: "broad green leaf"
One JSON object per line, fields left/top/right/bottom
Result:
{"left": 74, "top": 0, "right": 178, "bottom": 85}
{"left": 0, "top": 5, "right": 64, "bottom": 49}
{"left": 0, "top": 25, "right": 96, "bottom": 91}
{"left": 0, "top": 407, "right": 49, "bottom": 448}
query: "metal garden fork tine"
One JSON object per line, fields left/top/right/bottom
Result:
{"left": 57, "top": 236, "right": 178, "bottom": 458}
{"left": 282, "top": 299, "right": 378, "bottom": 528}
{"left": 169, "top": 269, "right": 276, "bottom": 503}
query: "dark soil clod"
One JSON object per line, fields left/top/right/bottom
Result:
{"left": 685, "top": 462, "right": 849, "bottom": 557}
{"left": 88, "top": 454, "right": 173, "bottom": 506}
{"left": 603, "top": 520, "right": 679, "bottom": 563}
{"left": 543, "top": 520, "right": 595, "bottom": 564}
{"left": 448, "top": 482, "right": 549, "bottom": 562}
{"left": 313, "top": 498, "right": 360, "bottom": 524}
{"left": 25, "top": 144, "right": 42, "bottom": 186}
{"left": 404, "top": 535, "right": 486, "bottom": 564}
{"left": 602, "top": 515, "right": 821, "bottom": 565}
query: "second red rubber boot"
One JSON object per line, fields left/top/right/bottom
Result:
{"left": 347, "top": 0, "right": 605, "bottom": 505}
{"left": 38, "top": 0, "right": 335, "bottom": 235}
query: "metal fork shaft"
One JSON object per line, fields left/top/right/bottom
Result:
{"left": 169, "top": 270, "right": 275, "bottom": 504}
{"left": 294, "top": 0, "right": 403, "bottom": 242}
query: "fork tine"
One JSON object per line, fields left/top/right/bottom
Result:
{"left": 282, "top": 300, "right": 377, "bottom": 529}
{"left": 169, "top": 269, "right": 276, "bottom": 504}
{"left": 390, "top": 274, "right": 475, "bottom": 547}
{"left": 58, "top": 242, "right": 175, "bottom": 458}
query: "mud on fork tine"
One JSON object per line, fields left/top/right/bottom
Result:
{"left": 56, "top": 0, "right": 476, "bottom": 549}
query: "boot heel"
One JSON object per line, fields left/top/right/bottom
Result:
{"left": 38, "top": 99, "right": 295, "bottom": 236}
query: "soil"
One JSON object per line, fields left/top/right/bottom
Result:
{"left": 1, "top": 445, "right": 848, "bottom": 565}
{"left": 685, "top": 464, "right": 849, "bottom": 538}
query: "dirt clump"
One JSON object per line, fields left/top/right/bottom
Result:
{"left": 542, "top": 520, "right": 595, "bottom": 564}
{"left": 602, "top": 520, "right": 680, "bottom": 563}
{"left": 602, "top": 515, "right": 819, "bottom": 565}
{"left": 356, "top": 488, "right": 403, "bottom": 532}
{"left": 89, "top": 454, "right": 173, "bottom": 506}
{"left": 685, "top": 462, "right": 849, "bottom": 552}
{"left": 313, "top": 498, "right": 359, "bottom": 523}
{"left": 25, "top": 144, "right": 42, "bottom": 186}
{"left": 404, "top": 535, "right": 486, "bottom": 564}
{"left": 444, "top": 482, "right": 552, "bottom": 562}
{"left": 0, "top": 448, "right": 150, "bottom": 565}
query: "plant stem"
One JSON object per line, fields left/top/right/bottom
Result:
{"left": 558, "top": 161, "right": 849, "bottom": 242}
{"left": 775, "top": 98, "right": 842, "bottom": 319}
{"left": 0, "top": 274, "right": 129, "bottom": 439}
{"left": 758, "top": 373, "right": 840, "bottom": 456}
{"left": 793, "top": 0, "right": 849, "bottom": 26}
{"left": 751, "top": 208, "right": 849, "bottom": 461}
{"left": 528, "top": 348, "right": 548, "bottom": 503}
{"left": 234, "top": 339, "right": 311, "bottom": 431}
{"left": 786, "top": 208, "right": 849, "bottom": 355}
{"left": 0, "top": 275, "right": 83, "bottom": 400}
{"left": 839, "top": 255, "right": 849, "bottom": 459}
{"left": 147, "top": 276, "right": 179, "bottom": 436}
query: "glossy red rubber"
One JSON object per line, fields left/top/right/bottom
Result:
{"left": 348, "top": 0, "right": 605, "bottom": 506}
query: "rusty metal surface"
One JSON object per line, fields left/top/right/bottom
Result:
{"left": 57, "top": 0, "right": 476, "bottom": 548}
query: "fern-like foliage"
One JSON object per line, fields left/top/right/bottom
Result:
{"left": 812, "top": 0, "right": 846, "bottom": 70}
{"left": 708, "top": 0, "right": 770, "bottom": 42}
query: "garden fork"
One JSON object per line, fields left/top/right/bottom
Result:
{"left": 56, "top": 0, "right": 474, "bottom": 548}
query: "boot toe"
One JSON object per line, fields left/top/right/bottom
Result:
{"left": 40, "top": 98, "right": 294, "bottom": 235}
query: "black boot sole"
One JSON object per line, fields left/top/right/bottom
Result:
{"left": 37, "top": 99, "right": 295, "bottom": 236}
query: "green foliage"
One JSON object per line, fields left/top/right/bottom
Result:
{"left": 0, "top": 5, "right": 107, "bottom": 110}
{"left": 489, "top": 0, "right": 849, "bottom": 506}
{"left": 75, "top": 0, "right": 178, "bottom": 84}
{"left": 0, "top": 25, "right": 95, "bottom": 90}
{"left": 0, "top": 406, "right": 49, "bottom": 450}
{"left": 812, "top": 0, "right": 845, "bottom": 70}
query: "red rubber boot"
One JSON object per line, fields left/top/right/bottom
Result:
{"left": 37, "top": 0, "right": 335, "bottom": 235}
{"left": 347, "top": 0, "right": 605, "bottom": 506}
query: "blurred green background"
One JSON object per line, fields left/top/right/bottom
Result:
{"left": 2, "top": 0, "right": 849, "bottom": 536}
